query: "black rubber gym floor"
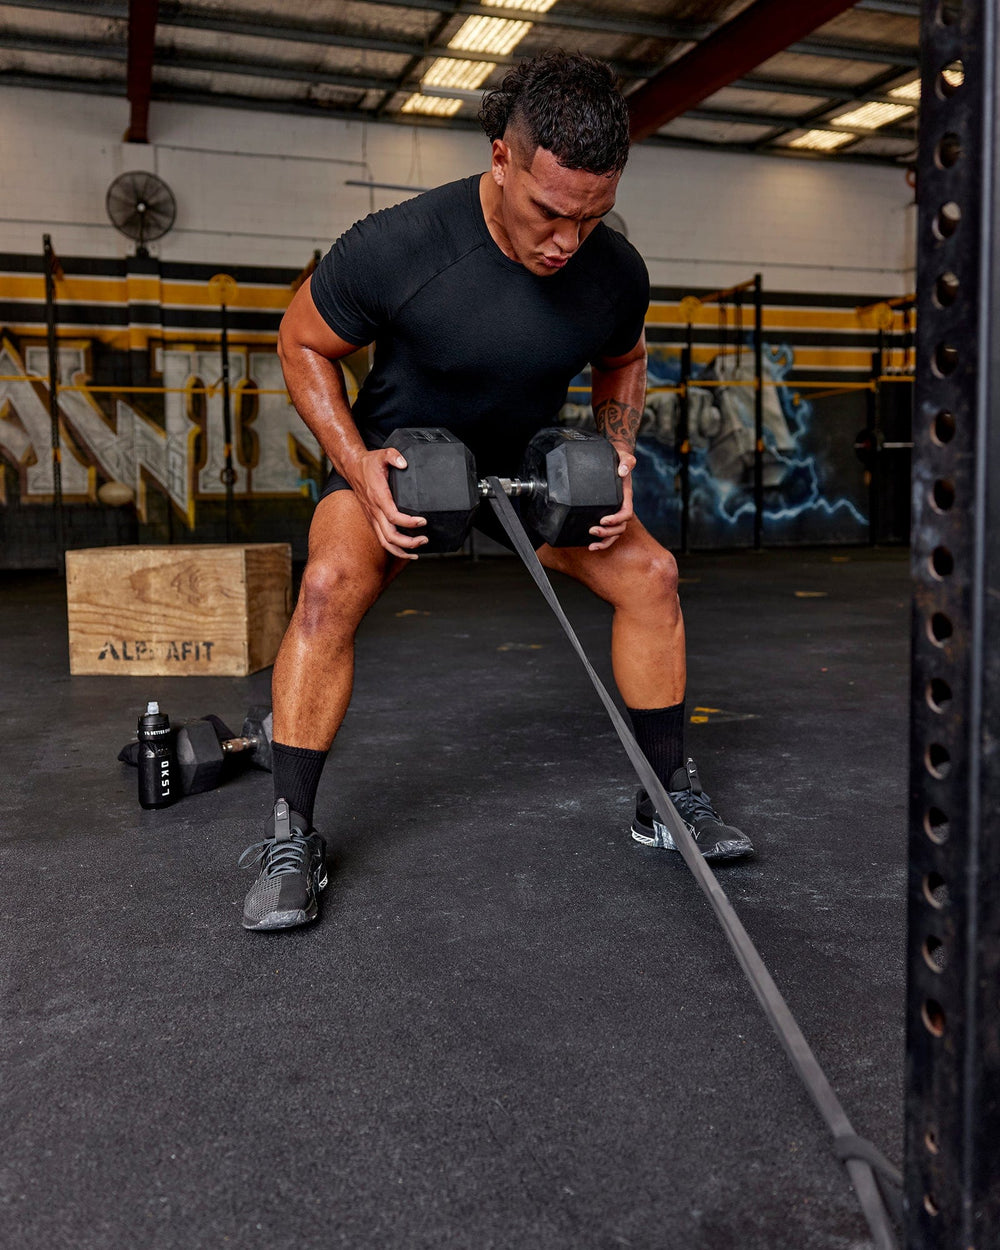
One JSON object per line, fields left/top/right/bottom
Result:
{"left": 1, "top": 546, "right": 909, "bottom": 1250}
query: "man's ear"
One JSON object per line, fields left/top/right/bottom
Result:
{"left": 491, "top": 137, "right": 511, "bottom": 187}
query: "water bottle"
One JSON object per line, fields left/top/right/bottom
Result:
{"left": 137, "top": 700, "right": 177, "bottom": 809}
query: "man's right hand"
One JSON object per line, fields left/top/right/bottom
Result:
{"left": 346, "top": 448, "right": 428, "bottom": 560}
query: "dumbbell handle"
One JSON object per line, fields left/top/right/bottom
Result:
{"left": 478, "top": 476, "right": 544, "bottom": 499}
{"left": 220, "top": 734, "right": 263, "bottom": 756}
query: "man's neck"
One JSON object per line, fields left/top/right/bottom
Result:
{"left": 478, "top": 170, "right": 519, "bottom": 263}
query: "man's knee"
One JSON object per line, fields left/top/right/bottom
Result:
{"left": 295, "top": 552, "right": 383, "bottom": 634}
{"left": 628, "top": 540, "right": 680, "bottom": 609}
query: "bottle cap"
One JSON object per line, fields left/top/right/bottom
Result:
{"left": 145, "top": 700, "right": 159, "bottom": 714}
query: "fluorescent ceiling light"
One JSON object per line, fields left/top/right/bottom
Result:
{"left": 789, "top": 129, "right": 855, "bottom": 151}
{"left": 423, "top": 58, "right": 495, "bottom": 91}
{"left": 403, "top": 0, "right": 555, "bottom": 118}
{"left": 942, "top": 64, "right": 964, "bottom": 89}
{"left": 401, "top": 94, "right": 463, "bottom": 117}
{"left": 892, "top": 64, "right": 963, "bottom": 101}
{"left": 829, "top": 101, "right": 914, "bottom": 129}
{"left": 450, "top": 16, "right": 532, "bottom": 55}
{"left": 482, "top": 0, "right": 558, "bottom": 10}
{"left": 889, "top": 77, "right": 921, "bottom": 101}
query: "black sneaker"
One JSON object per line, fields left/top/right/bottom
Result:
{"left": 630, "top": 758, "right": 754, "bottom": 862}
{"left": 239, "top": 798, "right": 328, "bottom": 931}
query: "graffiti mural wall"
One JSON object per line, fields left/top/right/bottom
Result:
{"left": 566, "top": 343, "right": 872, "bottom": 549}
{"left": 0, "top": 252, "right": 912, "bottom": 566}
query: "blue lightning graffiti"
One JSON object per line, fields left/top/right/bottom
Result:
{"left": 631, "top": 340, "right": 868, "bottom": 543}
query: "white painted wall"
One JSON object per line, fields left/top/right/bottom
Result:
{"left": 0, "top": 84, "right": 913, "bottom": 295}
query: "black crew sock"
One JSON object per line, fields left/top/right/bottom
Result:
{"left": 627, "top": 701, "right": 686, "bottom": 789}
{"left": 271, "top": 742, "right": 328, "bottom": 830}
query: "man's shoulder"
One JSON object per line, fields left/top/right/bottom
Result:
{"left": 342, "top": 175, "right": 481, "bottom": 259}
{"left": 311, "top": 175, "right": 485, "bottom": 342}
{"left": 588, "top": 222, "right": 648, "bottom": 282}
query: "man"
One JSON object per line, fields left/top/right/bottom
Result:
{"left": 239, "top": 52, "right": 754, "bottom": 932}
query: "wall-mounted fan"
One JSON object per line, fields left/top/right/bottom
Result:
{"left": 105, "top": 171, "right": 176, "bottom": 255}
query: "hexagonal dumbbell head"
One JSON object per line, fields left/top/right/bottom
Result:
{"left": 175, "top": 718, "right": 227, "bottom": 795}
{"left": 521, "top": 428, "right": 623, "bottom": 547}
{"left": 239, "top": 706, "right": 273, "bottom": 771}
{"left": 385, "top": 427, "right": 478, "bottom": 553}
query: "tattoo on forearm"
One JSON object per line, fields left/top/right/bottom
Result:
{"left": 594, "top": 398, "right": 641, "bottom": 451}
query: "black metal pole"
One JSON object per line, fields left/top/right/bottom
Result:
{"left": 906, "top": 2, "right": 1000, "bottom": 1246}
{"left": 869, "top": 332, "right": 885, "bottom": 546}
{"left": 752, "top": 272, "right": 763, "bottom": 550}
{"left": 42, "top": 234, "right": 64, "bottom": 566}
{"left": 219, "top": 299, "right": 235, "bottom": 543}
{"left": 679, "top": 321, "right": 692, "bottom": 555}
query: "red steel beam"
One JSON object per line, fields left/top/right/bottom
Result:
{"left": 125, "top": 0, "right": 159, "bottom": 143}
{"left": 627, "top": 0, "right": 859, "bottom": 143}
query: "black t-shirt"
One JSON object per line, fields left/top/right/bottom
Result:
{"left": 311, "top": 174, "right": 649, "bottom": 475}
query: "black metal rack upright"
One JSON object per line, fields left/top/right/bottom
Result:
{"left": 906, "top": 2, "right": 1000, "bottom": 1245}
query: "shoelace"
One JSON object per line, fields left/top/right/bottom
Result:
{"left": 671, "top": 787, "right": 721, "bottom": 825}
{"left": 238, "top": 833, "right": 311, "bottom": 878}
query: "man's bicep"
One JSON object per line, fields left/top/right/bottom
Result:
{"left": 592, "top": 328, "right": 647, "bottom": 373}
{"left": 279, "top": 276, "right": 367, "bottom": 362}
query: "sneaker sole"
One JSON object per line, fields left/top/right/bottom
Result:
{"left": 242, "top": 866, "right": 328, "bottom": 932}
{"left": 630, "top": 821, "right": 754, "bottom": 863}
{"left": 242, "top": 905, "right": 316, "bottom": 931}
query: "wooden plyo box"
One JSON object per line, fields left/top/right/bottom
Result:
{"left": 65, "top": 544, "right": 292, "bottom": 677}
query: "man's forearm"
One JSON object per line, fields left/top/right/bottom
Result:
{"left": 591, "top": 353, "right": 646, "bottom": 454}
{"left": 278, "top": 340, "right": 369, "bottom": 482}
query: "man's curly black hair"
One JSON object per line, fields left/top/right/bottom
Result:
{"left": 478, "top": 51, "right": 630, "bottom": 176}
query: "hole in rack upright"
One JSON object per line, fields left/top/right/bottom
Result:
{"left": 933, "top": 201, "right": 962, "bottom": 239}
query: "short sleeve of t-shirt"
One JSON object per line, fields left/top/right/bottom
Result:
{"left": 596, "top": 231, "right": 650, "bottom": 359}
{"left": 310, "top": 212, "right": 399, "bottom": 346}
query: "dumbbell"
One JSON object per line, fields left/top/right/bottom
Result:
{"left": 175, "top": 705, "right": 274, "bottom": 795}
{"left": 386, "top": 426, "right": 623, "bottom": 552}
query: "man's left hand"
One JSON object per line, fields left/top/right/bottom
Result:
{"left": 587, "top": 444, "right": 635, "bottom": 551}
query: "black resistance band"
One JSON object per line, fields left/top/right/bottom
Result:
{"left": 485, "top": 481, "right": 902, "bottom": 1250}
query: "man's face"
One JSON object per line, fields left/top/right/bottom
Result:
{"left": 490, "top": 138, "right": 621, "bottom": 276}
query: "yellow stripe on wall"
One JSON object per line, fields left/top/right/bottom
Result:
{"left": 646, "top": 302, "right": 910, "bottom": 333}
{"left": 160, "top": 281, "right": 292, "bottom": 310}
{"left": 0, "top": 273, "right": 294, "bottom": 312}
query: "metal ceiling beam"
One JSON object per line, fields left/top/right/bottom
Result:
{"left": 0, "top": 32, "right": 393, "bottom": 94}
{"left": 641, "top": 128, "right": 905, "bottom": 167}
{"left": 124, "top": 0, "right": 158, "bottom": 142}
{"left": 154, "top": 57, "right": 387, "bottom": 96}
{"left": 628, "top": 0, "right": 863, "bottom": 142}
{"left": 785, "top": 37, "right": 917, "bottom": 66}
{"left": 856, "top": 0, "right": 919, "bottom": 12}
{"left": 1, "top": 0, "right": 127, "bottom": 17}
{"left": 0, "top": 69, "right": 128, "bottom": 97}
{"left": 731, "top": 72, "right": 915, "bottom": 103}
{"left": 684, "top": 105, "right": 915, "bottom": 141}
{"left": 1, "top": 32, "right": 127, "bottom": 61}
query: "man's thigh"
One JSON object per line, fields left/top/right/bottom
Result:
{"left": 304, "top": 486, "right": 408, "bottom": 607}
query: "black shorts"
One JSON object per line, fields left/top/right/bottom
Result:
{"left": 318, "top": 463, "right": 547, "bottom": 553}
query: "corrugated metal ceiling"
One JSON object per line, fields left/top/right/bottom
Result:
{"left": 0, "top": 0, "right": 920, "bottom": 165}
